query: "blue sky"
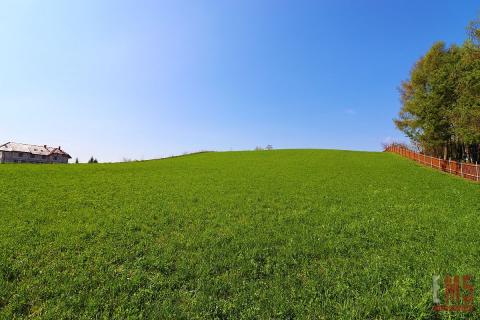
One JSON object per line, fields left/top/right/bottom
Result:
{"left": 0, "top": 1, "right": 478, "bottom": 162}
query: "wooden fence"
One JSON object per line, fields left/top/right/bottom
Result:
{"left": 385, "top": 145, "right": 480, "bottom": 182}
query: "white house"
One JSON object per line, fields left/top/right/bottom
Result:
{"left": 0, "top": 142, "right": 71, "bottom": 164}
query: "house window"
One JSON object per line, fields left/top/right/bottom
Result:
{"left": 42, "top": 155, "right": 47, "bottom": 159}
{"left": 53, "top": 156, "right": 58, "bottom": 161}
{"left": 30, "top": 154, "right": 35, "bottom": 158}
{"left": 18, "top": 152, "right": 23, "bottom": 157}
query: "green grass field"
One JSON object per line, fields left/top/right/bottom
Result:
{"left": 1, "top": 150, "right": 479, "bottom": 319}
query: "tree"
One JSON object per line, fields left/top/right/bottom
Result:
{"left": 88, "top": 157, "right": 98, "bottom": 164}
{"left": 75, "top": 157, "right": 79, "bottom": 164}
{"left": 450, "top": 25, "right": 480, "bottom": 161}
{"left": 394, "top": 17, "right": 480, "bottom": 161}
{"left": 395, "top": 42, "right": 459, "bottom": 159}
{"left": 467, "top": 18, "right": 480, "bottom": 47}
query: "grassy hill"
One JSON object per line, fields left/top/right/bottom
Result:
{"left": 1, "top": 150, "right": 479, "bottom": 319}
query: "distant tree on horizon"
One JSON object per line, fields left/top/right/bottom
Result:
{"left": 88, "top": 157, "right": 98, "bottom": 164}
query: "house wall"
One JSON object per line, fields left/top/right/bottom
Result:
{"left": 1, "top": 151, "right": 14, "bottom": 163}
{"left": 6, "top": 151, "right": 46, "bottom": 163}
{"left": 0, "top": 151, "right": 69, "bottom": 164}
{"left": 50, "top": 155, "right": 69, "bottom": 164}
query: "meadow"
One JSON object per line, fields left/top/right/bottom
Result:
{"left": 0, "top": 149, "right": 479, "bottom": 319}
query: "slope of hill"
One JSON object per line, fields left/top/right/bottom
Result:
{"left": 1, "top": 150, "right": 479, "bottom": 319}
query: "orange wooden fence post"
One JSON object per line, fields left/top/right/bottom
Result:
{"left": 476, "top": 162, "right": 479, "bottom": 182}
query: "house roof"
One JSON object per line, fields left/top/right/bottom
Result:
{"left": 0, "top": 142, "right": 72, "bottom": 158}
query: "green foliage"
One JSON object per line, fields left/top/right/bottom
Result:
{"left": 396, "top": 42, "right": 459, "bottom": 150}
{"left": 0, "top": 150, "right": 479, "bottom": 319}
{"left": 451, "top": 41, "right": 480, "bottom": 144}
{"left": 395, "top": 17, "right": 480, "bottom": 160}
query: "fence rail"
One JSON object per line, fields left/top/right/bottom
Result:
{"left": 385, "top": 145, "right": 479, "bottom": 182}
